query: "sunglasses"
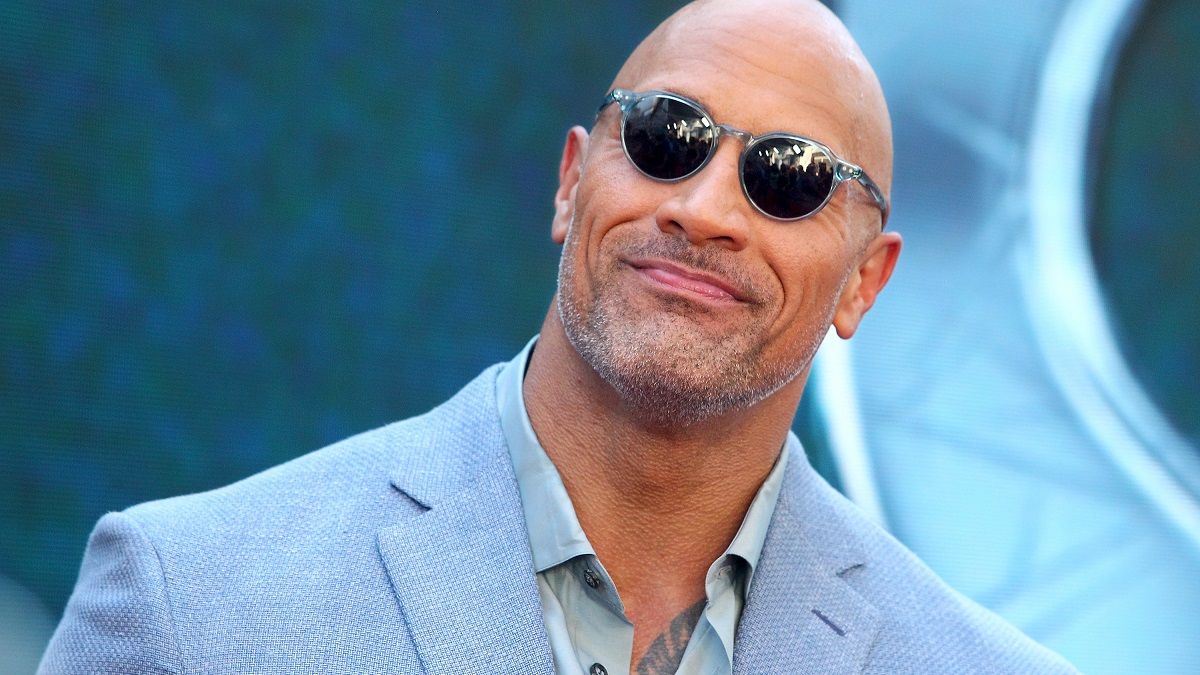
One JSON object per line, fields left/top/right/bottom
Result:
{"left": 597, "top": 89, "right": 889, "bottom": 224}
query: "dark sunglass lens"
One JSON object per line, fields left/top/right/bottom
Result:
{"left": 623, "top": 96, "right": 715, "bottom": 180}
{"left": 743, "top": 137, "right": 835, "bottom": 219}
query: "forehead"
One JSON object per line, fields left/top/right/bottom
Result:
{"left": 621, "top": 20, "right": 861, "bottom": 153}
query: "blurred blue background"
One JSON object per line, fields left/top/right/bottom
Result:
{"left": 1, "top": 0, "right": 1197, "bottom": 672}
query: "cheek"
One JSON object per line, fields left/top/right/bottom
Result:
{"left": 560, "top": 183, "right": 631, "bottom": 291}
{"left": 766, "top": 245, "right": 854, "bottom": 333}
{"left": 570, "top": 166, "right": 661, "bottom": 263}
{"left": 582, "top": 142, "right": 669, "bottom": 216}
{"left": 563, "top": 191, "right": 606, "bottom": 280}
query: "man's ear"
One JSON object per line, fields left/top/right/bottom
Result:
{"left": 832, "top": 231, "right": 902, "bottom": 339}
{"left": 551, "top": 126, "right": 590, "bottom": 245}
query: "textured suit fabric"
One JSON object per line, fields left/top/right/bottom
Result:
{"left": 40, "top": 364, "right": 1080, "bottom": 674}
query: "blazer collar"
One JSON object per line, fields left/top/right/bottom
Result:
{"left": 377, "top": 365, "right": 555, "bottom": 674}
{"left": 733, "top": 448, "right": 881, "bottom": 674}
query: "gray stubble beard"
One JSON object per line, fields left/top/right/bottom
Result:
{"left": 555, "top": 220, "right": 834, "bottom": 428}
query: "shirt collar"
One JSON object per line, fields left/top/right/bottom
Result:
{"left": 724, "top": 434, "right": 791, "bottom": 588}
{"left": 497, "top": 336, "right": 595, "bottom": 572}
{"left": 497, "top": 335, "right": 791, "bottom": 584}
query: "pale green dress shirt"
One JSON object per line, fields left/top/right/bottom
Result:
{"left": 496, "top": 337, "right": 791, "bottom": 675}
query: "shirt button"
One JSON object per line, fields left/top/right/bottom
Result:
{"left": 583, "top": 568, "right": 601, "bottom": 589}
{"left": 589, "top": 663, "right": 608, "bottom": 675}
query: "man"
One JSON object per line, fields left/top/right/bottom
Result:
{"left": 41, "top": 0, "right": 1079, "bottom": 673}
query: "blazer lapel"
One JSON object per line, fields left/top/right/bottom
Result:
{"left": 733, "top": 457, "right": 881, "bottom": 675}
{"left": 378, "top": 449, "right": 554, "bottom": 674}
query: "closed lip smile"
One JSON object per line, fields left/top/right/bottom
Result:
{"left": 626, "top": 258, "right": 750, "bottom": 303}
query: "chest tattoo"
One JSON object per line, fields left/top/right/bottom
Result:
{"left": 634, "top": 599, "right": 708, "bottom": 675}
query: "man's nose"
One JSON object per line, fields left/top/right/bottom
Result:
{"left": 653, "top": 142, "right": 752, "bottom": 251}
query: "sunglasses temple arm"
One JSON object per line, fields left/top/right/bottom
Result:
{"left": 594, "top": 93, "right": 618, "bottom": 123}
{"left": 856, "top": 172, "right": 890, "bottom": 227}
{"left": 594, "top": 89, "right": 637, "bottom": 124}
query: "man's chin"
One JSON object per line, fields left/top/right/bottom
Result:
{"left": 558, "top": 280, "right": 791, "bottom": 426}
{"left": 570, "top": 331, "right": 776, "bottom": 426}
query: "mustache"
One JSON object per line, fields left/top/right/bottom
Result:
{"left": 618, "top": 236, "right": 768, "bottom": 304}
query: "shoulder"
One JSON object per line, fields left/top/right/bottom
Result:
{"left": 41, "top": 364, "right": 507, "bottom": 673}
{"left": 779, "top": 454, "right": 1079, "bottom": 674}
{"left": 97, "top": 360, "right": 508, "bottom": 603}
{"left": 125, "top": 363, "right": 505, "bottom": 537}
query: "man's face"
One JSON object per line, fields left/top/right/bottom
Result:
{"left": 555, "top": 19, "right": 885, "bottom": 426}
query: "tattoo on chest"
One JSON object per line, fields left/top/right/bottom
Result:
{"left": 634, "top": 599, "right": 708, "bottom": 675}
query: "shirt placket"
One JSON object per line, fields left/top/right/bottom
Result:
{"left": 564, "top": 555, "right": 634, "bottom": 675}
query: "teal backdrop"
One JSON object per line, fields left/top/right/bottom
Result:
{"left": 2, "top": 0, "right": 1197, "bottom": 673}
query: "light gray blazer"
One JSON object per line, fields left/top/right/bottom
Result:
{"left": 40, "top": 365, "right": 1079, "bottom": 674}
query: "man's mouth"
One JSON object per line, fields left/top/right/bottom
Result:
{"left": 627, "top": 258, "right": 750, "bottom": 303}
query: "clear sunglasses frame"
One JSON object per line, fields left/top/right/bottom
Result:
{"left": 597, "top": 88, "right": 890, "bottom": 225}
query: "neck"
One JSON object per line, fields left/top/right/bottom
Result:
{"left": 522, "top": 305, "right": 807, "bottom": 612}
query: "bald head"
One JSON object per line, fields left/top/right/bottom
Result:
{"left": 610, "top": 0, "right": 892, "bottom": 221}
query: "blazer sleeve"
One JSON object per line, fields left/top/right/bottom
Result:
{"left": 38, "top": 512, "right": 183, "bottom": 675}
